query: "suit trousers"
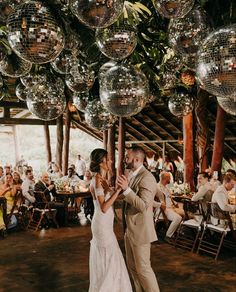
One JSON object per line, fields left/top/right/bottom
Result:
{"left": 125, "top": 234, "right": 160, "bottom": 292}
{"left": 165, "top": 208, "right": 182, "bottom": 238}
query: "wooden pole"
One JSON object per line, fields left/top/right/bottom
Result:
{"left": 103, "top": 130, "right": 108, "bottom": 150}
{"left": 183, "top": 112, "right": 195, "bottom": 191}
{"left": 56, "top": 115, "right": 63, "bottom": 170}
{"left": 117, "top": 117, "right": 125, "bottom": 177}
{"left": 211, "top": 105, "right": 226, "bottom": 176}
{"left": 44, "top": 123, "right": 52, "bottom": 165}
{"left": 108, "top": 124, "right": 116, "bottom": 186}
{"left": 63, "top": 107, "right": 71, "bottom": 176}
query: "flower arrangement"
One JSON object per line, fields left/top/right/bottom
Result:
{"left": 170, "top": 182, "right": 190, "bottom": 195}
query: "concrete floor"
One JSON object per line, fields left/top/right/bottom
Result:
{"left": 0, "top": 221, "right": 235, "bottom": 292}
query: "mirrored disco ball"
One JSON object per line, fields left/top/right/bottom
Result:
{"left": 70, "top": 0, "right": 124, "bottom": 28}
{"left": 217, "top": 96, "right": 236, "bottom": 116}
{"left": 7, "top": 1, "right": 65, "bottom": 64}
{"left": 100, "top": 63, "right": 148, "bottom": 117}
{"left": 85, "top": 99, "right": 117, "bottom": 131}
{"left": 96, "top": 25, "right": 137, "bottom": 61}
{"left": 0, "top": 52, "right": 32, "bottom": 77}
{"left": 153, "top": 0, "right": 195, "bottom": 19}
{"left": 73, "top": 91, "right": 90, "bottom": 112}
{"left": 99, "top": 60, "right": 117, "bottom": 81}
{"left": 27, "top": 82, "right": 66, "bottom": 120}
{"left": 168, "top": 91, "right": 194, "bottom": 117}
{"left": 65, "top": 64, "right": 95, "bottom": 92}
{"left": 20, "top": 71, "right": 47, "bottom": 87}
{"left": 51, "top": 50, "right": 74, "bottom": 74}
{"left": 196, "top": 24, "right": 236, "bottom": 100}
{"left": 158, "top": 71, "right": 177, "bottom": 90}
{"left": 16, "top": 82, "right": 28, "bottom": 101}
{"left": 168, "top": 6, "right": 211, "bottom": 57}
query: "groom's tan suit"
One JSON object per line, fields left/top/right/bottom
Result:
{"left": 123, "top": 166, "right": 159, "bottom": 292}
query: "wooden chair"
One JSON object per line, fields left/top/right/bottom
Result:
{"left": 27, "top": 191, "right": 58, "bottom": 231}
{"left": 197, "top": 202, "right": 236, "bottom": 260}
{"left": 174, "top": 200, "right": 204, "bottom": 252}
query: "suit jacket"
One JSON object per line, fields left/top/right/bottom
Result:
{"left": 34, "top": 180, "right": 56, "bottom": 203}
{"left": 123, "top": 166, "right": 158, "bottom": 245}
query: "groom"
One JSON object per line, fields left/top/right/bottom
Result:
{"left": 117, "top": 146, "right": 159, "bottom": 292}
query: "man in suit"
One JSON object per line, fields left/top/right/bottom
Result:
{"left": 34, "top": 172, "right": 65, "bottom": 226}
{"left": 117, "top": 146, "right": 159, "bottom": 292}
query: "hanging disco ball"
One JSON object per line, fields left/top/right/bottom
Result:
{"left": 217, "top": 96, "right": 236, "bottom": 116}
{"left": 51, "top": 50, "right": 72, "bottom": 74}
{"left": 168, "top": 91, "right": 194, "bottom": 117}
{"left": 27, "top": 82, "right": 66, "bottom": 120}
{"left": 100, "top": 63, "right": 148, "bottom": 117}
{"left": 158, "top": 70, "right": 177, "bottom": 90}
{"left": 7, "top": 1, "right": 65, "bottom": 64}
{"left": 16, "top": 83, "right": 28, "bottom": 101}
{"left": 96, "top": 25, "right": 137, "bottom": 61}
{"left": 153, "top": 0, "right": 195, "bottom": 19}
{"left": 85, "top": 99, "right": 117, "bottom": 131}
{"left": 99, "top": 60, "right": 117, "bottom": 82}
{"left": 0, "top": 52, "right": 32, "bottom": 77}
{"left": 196, "top": 24, "right": 236, "bottom": 100}
{"left": 20, "top": 71, "right": 47, "bottom": 87}
{"left": 73, "top": 91, "right": 90, "bottom": 112}
{"left": 168, "top": 6, "right": 211, "bottom": 57}
{"left": 70, "top": 0, "right": 124, "bottom": 29}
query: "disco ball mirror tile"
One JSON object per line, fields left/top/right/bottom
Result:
{"left": 217, "top": 96, "right": 236, "bottom": 116}
{"left": 196, "top": 24, "right": 236, "bottom": 100}
{"left": 7, "top": 1, "right": 65, "bottom": 64}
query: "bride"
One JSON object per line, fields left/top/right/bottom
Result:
{"left": 89, "top": 148, "right": 132, "bottom": 292}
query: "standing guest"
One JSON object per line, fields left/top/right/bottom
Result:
{"left": 13, "top": 171, "right": 23, "bottom": 187}
{"left": 76, "top": 154, "right": 86, "bottom": 180}
{"left": 4, "top": 165, "right": 11, "bottom": 176}
{"left": 21, "top": 169, "right": 35, "bottom": 206}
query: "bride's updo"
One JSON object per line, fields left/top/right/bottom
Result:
{"left": 90, "top": 148, "right": 108, "bottom": 173}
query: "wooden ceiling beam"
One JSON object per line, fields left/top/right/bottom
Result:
{"left": 72, "top": 120, "right": 103, "bottom": 141}
{"left": 0, "top": 101, "right": 28, "bottom": 109}
{"left": 0, "top": 118, "right": 56, "bottom": 125}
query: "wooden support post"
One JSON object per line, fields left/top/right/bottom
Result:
{"left": 103, "top": 130, "right": 108, "bottom": 150}
{"left": 183, "top": 112, "right": 195, "bottom": 191}
{"left": 12, "top": 125, "right": 20, "bottom": 165}
{"left": 108, "top": 124, "right": 116, "bottom": 186}
{"left": 44, "top": 123, "right": 52, "bottom": 165}
{"left": 117, "top": 117, "right": 125, "bottom": 177}
{"left": 56, "top": 115, "right": 63, "bottom": 171}
{"left": 63, "top": 107, "right": 71, "bottom": 176}
{"left": 211, "top": 105, "right": 226, "bottom": 176}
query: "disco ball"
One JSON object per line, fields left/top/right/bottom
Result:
{"left": 27, "top": 82, "right": 66, "bottom": 120}
{"left": 100, "top": 63, "right": 148, "bottom": 117}
{"left": 65, "top": 63, "right": 95, "bottom": 92}
{"left": 168, "top": 7, "right": 211, "bottom": 57}
{"left": 158, "top": 70, "right": 177, "bottom": 90}
{"left": 0, "top": 52, "right": 32, "bottom": 77}
{"left": 153, "top": 0, "right": 195, "bottom": 19}
{"left": 196, "top": 24, "right": 236, "bottom": 100}
{"left": 51, "top": 50, "right": 72, "bottom": 74}
{"left": 168, "top": 91, "right": 194, "bottom": 117}
{"left": 85, "top": 99, "right": 117, "bottom": 131}
{"left": 99, "top": 60, "right": 117, "bottom": 81}
{"left": 70, "top": 0, "right": 124, "bottom": 29}
{"left": 20, "top": 71, "right": 47, "bottom": 87}
{"left": 217, "top": 96, "right": 236, "bottom": 116}
{"left": 73, "top": 91, "right": 90, "bottom": 112}
{"left": 16, "top": 83, "right": 28, "bottom": 101}
{"left": 96, "top": 25, "right": 137, "bottom": 61}
{"left": 7, "top": 1, "right": 65, "bottom": 64}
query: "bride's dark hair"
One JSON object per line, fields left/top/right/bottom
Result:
{"left": 90, "top": 148, "right": 108, "bottom": 173}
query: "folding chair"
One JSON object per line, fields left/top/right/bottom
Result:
{"left": 197, "top": 202, "right": 236, "bottom": 260}
{"left": 174, "top": 199, "right": 204, "bottom": 252}
{"left": 154, "top": 205, "right": 170, "bottom": 241}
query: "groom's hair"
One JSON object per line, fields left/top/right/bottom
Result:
{"left": 129, "top": 146, "right": 146, "bottom": 162}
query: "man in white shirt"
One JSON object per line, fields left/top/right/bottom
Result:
{"left": 156, "top": 171, "right": 182, "bottom": 241}
{"left": 76, "top": 155, "right": 86, "bottom": 180}
{"left": 21, "top": 169, "right": 35, "bottom": 206}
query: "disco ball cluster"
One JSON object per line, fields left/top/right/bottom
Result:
{"left": 168, "top": 91, "right": 194, "bottom": 117}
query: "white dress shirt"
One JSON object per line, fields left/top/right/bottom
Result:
{"left": 157, "top": 182, "right": 172, "bottom": 208}
{"left": 211, "top": 185, "right": 236, "bottom": 213}
{"left": 192, "top": 182, "right": 213, "bottom": 202}
{"left": 123, "top": 165, "right": 144, "bottom": 196}
{"left": 22, "top": 178, "right": 36, "bottom": 206}
{"left": 76, "top": 159, "right": 86, "bottom": 176}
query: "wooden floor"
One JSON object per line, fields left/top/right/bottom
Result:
{"left": 0, "top": 221, "right": 235, "bottom": 292}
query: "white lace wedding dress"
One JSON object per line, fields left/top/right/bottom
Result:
{"left": 89, "top": 178, "right": 132, "bottom": 292}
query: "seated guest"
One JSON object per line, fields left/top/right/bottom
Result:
{"left": 34, "top": 172, "right": 65, "bottom": 226}
{"left": 21, "top": 169, "right": 35, "bottom": 206}
{"left": 62, "top": 167, "right": 81, "bottom": 188}
{"left": 13, "top": 171, "right": 23, "bottom": 187}
{"left": 51, "top": 162, "right": 62, "bottom": 180}
{"left": 155, "top": 171, "right": 182, "bottom": 243}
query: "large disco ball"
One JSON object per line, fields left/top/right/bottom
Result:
{"left": 153, "top": 0, "right": 195, "bottom": 19}
{"left": 217, "top": 96, "right": 236, "bottom": 116}
{"left": 0, "top": 52, "right": 32, "bottom": 77}
{"left": 168, "top": 7, "right": 211, "bottom": 57}
{"left": 7, "top": 1, "right": 65, "bottom": 64}
{"left": 96, "top": 25, "right": 137, "bottom": 61}
{"left": 27, "top": 82, "right": 66, "bottom": 120}
{"left": 100, "top": 64, "right": 148, "bottom": 117}
{"left": 99, "top": 60, "right": 117, "bottom": 81}
{"left": 85, "top": 99, "right": 117, "bottom": 131}
{"left": 51, "top": 50, "right": 72, "bottom": 74}
{"left": 70, "top": 0, "right": 124, "bottom": 28}
{"left": 16, "top": 83, "right": 28, "bottom": 101}
{"left": 20, "top": 71, "right": 47, "bottom": 87}
{"left": 73, "top": 91, "right": 90, "bottom": 112}
{"left": 168, "top": 91, "right": 194, "bottom": 117}
{"left": 196, "top": 24, "right": 236, "bottom": 100}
